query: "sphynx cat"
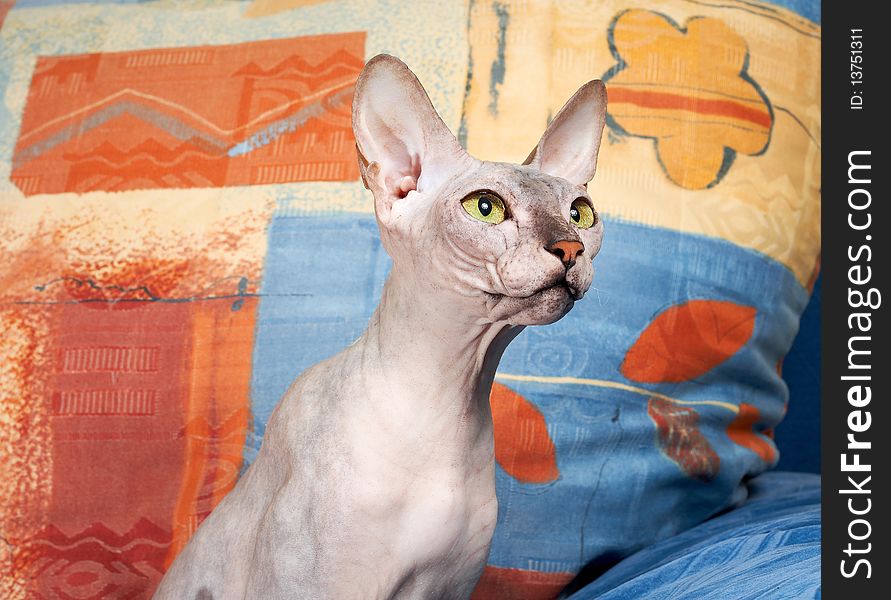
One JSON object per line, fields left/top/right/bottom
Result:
{"left": 153, "top": 54, "right": 606, "bottom": 600}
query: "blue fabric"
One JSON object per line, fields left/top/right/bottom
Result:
{"left": 776, "top": 275, "right": 821, "bottom": 473}
{"left": 247, "top": 210, "right": 810, "bottom": 575}
{"left": 763, "top": 0, "right": 820, "bottom": 24}
{"left": 569, "top": 471, "right": 821, "bottom": 599}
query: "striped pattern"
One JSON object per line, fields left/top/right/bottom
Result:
{"left": 252, "top": 161, "right": 349, "bottom": 184}
{"left": 53, "top": 389, "right": 157, "bottom": 416}
{"left": 61, "top": 346, "right": 160, "bottom": 373}
{"left": 607, "top": 87, "right": 772, "bottom": 130}
{"left": 123, "top": 49, "right": 213, "bottom": 69}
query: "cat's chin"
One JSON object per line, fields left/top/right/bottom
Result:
{"left": 486, "top": 284, "right": 579, "bottom": 326}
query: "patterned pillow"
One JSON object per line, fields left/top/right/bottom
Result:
{"left": 462, "top": 1, "right": 820, "bottom": 596}
{"left": 0, "top": 1, "right": 819, "bottom": 599}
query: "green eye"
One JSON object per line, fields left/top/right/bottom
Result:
{"left": 570, "top": 198, "right": 596, "bottom": 229}
{"left": 461, "top": 191, "right": 506, "bottom": 224}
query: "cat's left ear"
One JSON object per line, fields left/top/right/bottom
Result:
{"left": 524, "top": 81, "right": 607, "bottom": 186}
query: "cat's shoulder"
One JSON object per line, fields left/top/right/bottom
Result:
{"left": 266, "top": 344, "right": 365, "bottom": 441}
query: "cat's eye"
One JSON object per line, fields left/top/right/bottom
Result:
{"left": 461, "top": 191, "right": 506, "bottom": 225}
{"left": 570, "top": 198, "right": 597, "bottom": 229}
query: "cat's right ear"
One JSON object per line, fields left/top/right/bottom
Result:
{"left": 523, "top": 80, "right": 607, "bottom": 186}
{"left": 352, "top": 55, "right": 467, "bottom": 219}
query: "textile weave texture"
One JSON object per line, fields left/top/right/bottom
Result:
{"left": 571, "top": 471, "right": 821, "bottom": 599}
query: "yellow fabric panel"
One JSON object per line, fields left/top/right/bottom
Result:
{"left": 464, "top": 0, "right": 820, "bottom": 285}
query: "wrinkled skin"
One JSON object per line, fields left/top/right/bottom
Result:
{"left": 153, "top": 55, "right": 606, "bottom": 600}
{"left": 427, "top": 161, "right": 603, "bottom": 326}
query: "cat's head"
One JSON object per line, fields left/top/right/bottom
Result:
{"left": 352, "top": 55, "right": 606, "bottom": 326}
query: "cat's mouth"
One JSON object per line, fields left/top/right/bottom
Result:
{"left": 517, "top": 280, "right": 583, "bottom": 301}
{"left": 484, "top": 279, "right": 583, "bottom": 324}
{"left": 556, "top": 280, "right": 584, "bottom": 301}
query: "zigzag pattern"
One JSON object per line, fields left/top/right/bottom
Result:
{"left": 21, "top": 519, "right": 173, "bottom": 600}
{"left": 11, "top": 33, "right": 364, "bottom": 195}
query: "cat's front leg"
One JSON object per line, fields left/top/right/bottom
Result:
{"left": 243, "top": 486, "right": 406, "bottom": 600}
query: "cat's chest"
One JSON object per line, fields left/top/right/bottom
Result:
{"left": 311, "top": 418, "right": 495, "bottom": 578}
{"left": 343, "top": 456, "right": 497, "bottom": 556}
{"left": 344, "top": 465, "right": 498, "bottom": 597}
{"left": 332, "top": 381, "right": 497, "bottom": 543}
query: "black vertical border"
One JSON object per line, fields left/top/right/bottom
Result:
{"left": 822, "top": 3, "right": 889, "bottom": 597}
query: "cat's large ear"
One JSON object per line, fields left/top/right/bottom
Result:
{"left": 352, "top": 55, "right": 466, "bottom": 212}
{"left": 524, "top": 81, "right": 607, "bottom": 186}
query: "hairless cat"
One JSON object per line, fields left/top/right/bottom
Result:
{"left": 153, "top": 54, "right": 607, "bottom": 600}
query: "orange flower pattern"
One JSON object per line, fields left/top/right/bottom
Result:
{"left": 604, "top": 10, "right": 773, "bottom": 189}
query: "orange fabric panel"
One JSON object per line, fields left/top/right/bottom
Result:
{"left": 471, "top": 566, "right": 574, "bottom": 600}
{"left": 12, "top": 33, "right": 364, "bottom": 195}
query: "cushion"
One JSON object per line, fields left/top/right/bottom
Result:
{"left": 0, "top": 1, "right": 820, "bottom": 599}
{"left": 567, "top": 472, "right": 821, "bottom": 599}
{"left": 463, "top": 0, "right": 821, "bottom": 595}
{"left": 775, "top": 275, "right": 821, "bottom": 473}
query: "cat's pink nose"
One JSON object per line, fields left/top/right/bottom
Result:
{"left": 546, "top": 240, "right": 584, "bottom": 268}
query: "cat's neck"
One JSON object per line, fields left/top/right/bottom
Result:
{"left": 352, "top": 267, "right": 520, "bottom": 463}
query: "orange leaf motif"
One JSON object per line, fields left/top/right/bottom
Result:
{"left": 489, "top": 383, "right": 559, "bottom": 484}
{"left": 727, "top": 403, "right": 777, "bottom": 464}
{"left": 647, "top": 398, "right": 720, "bottom": 482}
{"left": 622, "top": 300, "right": 756, "bottom": 383}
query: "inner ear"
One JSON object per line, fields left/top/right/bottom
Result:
{"left": 524, "top": 80, "right": 607, "bottom": 186}
{"left": 395, "top": 155, "right": 421, "bottom": 198}
{"left": 352, "top": 55, "right": 466, "bottom": 203}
